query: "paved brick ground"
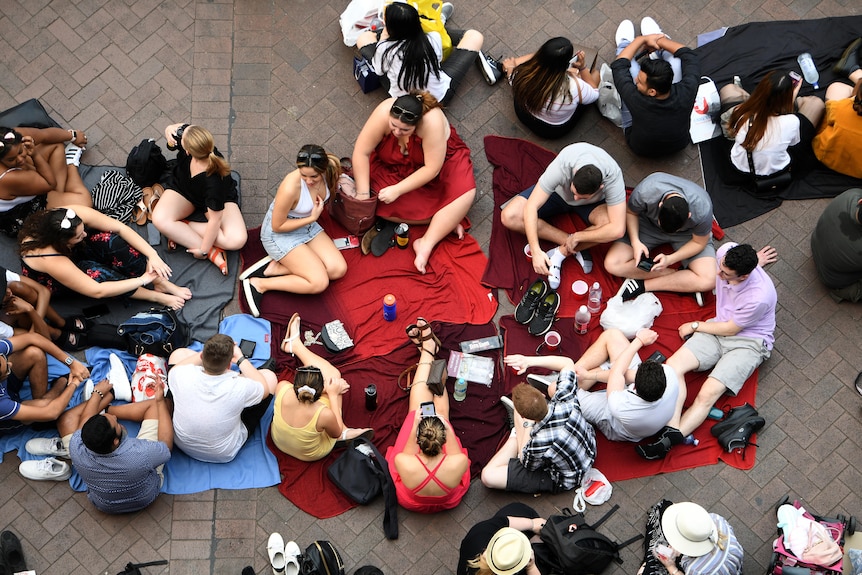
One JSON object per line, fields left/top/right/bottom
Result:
{"left": 0, "top": 1, "right": 860, "bottom": 574}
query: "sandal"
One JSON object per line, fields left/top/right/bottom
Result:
{"left": 147, "top": 184, "right": 164, "bottom": 220}
{"left": 207, "top": 247, "right": 228, "bottom": 275}
{"left": 405, "top": 317, "right": 441, "bottom": 355}
{"left": 55, "top": 329, "right": 87, "bottom": 352}
{"left": 167, "top": 239, "right": 178, "bottom": 252}
{"left": 281, "top": 313, "right": 300, "bottom": 355}
{"left": 62, "top": 314, "right": 90, "bottom": 332}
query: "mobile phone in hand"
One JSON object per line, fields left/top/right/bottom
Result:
{"left": 419, "top": 401, "right": 436, "bottom": 418}
{"left": 637, "top": 254, "right": 655, "bottom": 272}
{"left": 239, "top": 339, "right": 256, "bottom": 358}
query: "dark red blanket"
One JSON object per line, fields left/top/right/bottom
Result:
{"left": 241, "top": 216, "right": 505, "bottom": 518}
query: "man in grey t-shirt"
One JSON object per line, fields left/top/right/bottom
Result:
{"left": 501, "top": 143, "right": 626, "bottom": 285}
{"left": 606, "top": 172, "right": 716, "bottom": 302}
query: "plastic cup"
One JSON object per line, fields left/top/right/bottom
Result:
{"left": 544, "top": 330, "right": 561, "bottom": 351}
{"left": 524, "top": 244, "right": 533, "bottom": 259}
{"left": 572, "top": 280, "right": 588, "bottom": 299}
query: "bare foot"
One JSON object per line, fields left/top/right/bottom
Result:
{"left": 249, "top": 276, "right": 265, "bottom": 294}
{"left": 147, "top": 290, "right": 187, "bottom": 310}
{"left": 341, "top": 427, "right": 373, "bottom": 440}
{"left": 153, "top": 278, "right": 192, "bottom": 300}
{"left": 412, "top": 236, "right": 433, "bottom": 274}
{"left": 454, "top": 223, "right": 465, "bottom": 239}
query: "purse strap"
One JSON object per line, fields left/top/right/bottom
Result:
{"left": 357, "top": 438, "right": 399, "bottom": 540}
{"left": 745, "top": 117, "right": 758, "bottom": 177}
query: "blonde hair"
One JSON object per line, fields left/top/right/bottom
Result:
{"left": 416, "top": 416, "right": 446, "bottom": 456}
{"left": 466, "top": 553, "right": 493, "bottom": 575}
{"left": 183, "top": 125, "right": 231, "bottom": 177}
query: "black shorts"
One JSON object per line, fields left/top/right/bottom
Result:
{"left": 506, "top": 458, "right": 562, "bottom": 494}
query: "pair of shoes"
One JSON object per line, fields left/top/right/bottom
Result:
{"left": 281, "top": 313, "right": 300, "bottom": 355}
{"left": 64, "top": 142, "right": 84, "bottom": 166}
{"left": 477, "top": 51, "right": 504, "bottom": 85}
{"left": 440, "top": 2, "right": 454, "bottom": 24}
{"left": 617, "top": 278, "right": 646, "bottom": 302}
{"left": 239, "top": 255, "right": 273, "bottom": 280}
{"left": 62, "top": 314, "right": 90, "bottom": 332}
{"left": 546, "top": 247, "right": 566, "bottom": 290}
{"left": 526, "top": 372, "right": 556, "bottom": 395}
{"left": 19, "top": 457, "right": 71, "bottom": 481}
{"left": 405, "top": 317, "right": 442, "bottom": 355}
{"left": 132, "top": 187, "right": 153, "bottom": 225}
{"left": 834, "top": 37, "right": 862, "bottom": 76}
{"left": 267, "top": 533, "right": 301, "bottom": 575}
{"left": 635, "top": 425, "right": 684, "bottom": 460}
{"left": 528, "top": 292, "right": 560, "bottom": 336}
{"left": 207, "top": 247, "right": 229, "bottom": 275}
{"left": 615, "top": 17, "right": 663, "bottom": 46}
{"left": 574, "top": 249, "right": 593, "bottom": 273}
{"left": 25, "top": 437, "right": 69, "bottom": 458}
{"left": 500, "top": 396, "right": 515, "bottom": 429}
{"left": 0, "top": 531, "right": 26, "bottom": 574}
{"left": 515, "top": 280, "right": 549, "bottom": 324}
{"left": 334, "top": 428, "right": 375, "bottom": 448}
{"left": 243, "top": 278, "right": 264, "bottom": 317}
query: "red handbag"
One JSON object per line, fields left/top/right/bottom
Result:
{"left": 328, "top": 174, "right": 377, "bottom": 235}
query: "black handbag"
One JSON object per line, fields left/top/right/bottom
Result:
{"left": 745, "top": 118, "right": 792, "bottom": 197}
{"left": 353, "top": 55, "right": 381, "bottom": 93}
{"left": 327, "top": 437, "right": 398, "bottom": 539}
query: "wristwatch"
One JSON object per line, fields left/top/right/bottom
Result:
{"left": 64, "top": 355, "right": 74, "bottom": 366}
{"left": 523, "top": 421, "right": 534, "bottom": 428}
{"left": 236, "top": 356, "right": 247, "bottom": 366}
{"left": 691, "top": 322, "right": 699, "bottom": 332}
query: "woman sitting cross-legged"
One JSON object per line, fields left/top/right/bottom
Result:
{"left": 18, "top": 206, "right": 192, "bottom": 310}
{"left": 502, "top": 37, "right": 601, "bottom": 139}
{"left": 269, "top": 313, "right": 371, "bottom": 462}
{"left": 240, "top": 145, "right": 347, "bottom": 317}
{"left": 385, "top": 317, "right": 470, "bottom": 513}
{"left": 0, "top": 126, "right": 92, "bottom": 237}
{"left": 151, "top": 123, "right": 247, "bottom": 276}
{"left": 352, "top": 92, "right": 476, "bottom": 274}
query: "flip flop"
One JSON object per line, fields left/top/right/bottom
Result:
{"left": 281, "top": 313, "right": 300, "bottom": 355}
{"left": 371, "top": 220, "right": 398, "bottom": 257}
{"left": 334, "top": 428, "right": 374, "bottom": 448}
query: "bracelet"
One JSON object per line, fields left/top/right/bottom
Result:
{"left": 236, "top": 356, "right": 247, "bottom": 366}
{"left": 92, "top": 388, "right": 104, "bottom": 399}
{"left": 418, "top": 361, "right": 433, "bottom": 366}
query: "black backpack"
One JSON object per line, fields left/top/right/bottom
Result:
{"left": 536, "top": 505, "right": 642, "bottom": 575}
{"left": 125, "top": 138, "right": 166, "bottom": 188}
{"left": 301, "top": 541, "right": 345, "bottom": 575}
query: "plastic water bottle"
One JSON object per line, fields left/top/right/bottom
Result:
{"left": 587, "top": 282, "right": 602, "bottom": 314}
{"left": 797, "top": 53, "right": 819, "bottom": 89}
{"left": 574, "top": 305, "right": 590, "bottom": 335}
{"left": 382, "top": 294, "right": 397, "bottom": 321}
{"left": 453, "top": 378, "right": 467, "bottom": 402}
{"left": 684, "top": 434, "right": 699, "bottom": 446}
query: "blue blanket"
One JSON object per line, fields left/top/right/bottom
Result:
{"left": 2, "top": 347, "right": 281, "bottom": 495}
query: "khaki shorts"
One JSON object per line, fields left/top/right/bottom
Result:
{"left": 683, "top": 332, "right": 770, "bottom": 395}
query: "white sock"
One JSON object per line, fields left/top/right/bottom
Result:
{"left": 547, "top": 247, "right": 567, "bottom": 290}
{"left": 574, "top": 251, "right": 593, "bottom": 274}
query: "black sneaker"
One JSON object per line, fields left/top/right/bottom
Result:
{"left": 500, "top": 396, "right": 515, "bottom": 429}
{"left": 617, "top": 278, "right": 646, "bottom": 302}
{"left": 477, "top": 51, "right": 504, "bottom": 85}
{"left": 528, "top": 291, "right": 560, "bottom": 336}
{"left": 515, "top": 279, "right": 548, "bottom": 324}
{"left": 635, "top": 426, "right": 684, "bottom": 460}
{"left": 527, "top": 373, "right": 556, "bottom": 395}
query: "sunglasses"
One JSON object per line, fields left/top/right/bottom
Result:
{"left": 296, "top": 365, "right": 322, "bottom": 373}
{"left": 59, "top": 208, "right": 77, "bottom": 230}
{"left": 390, "top": 104, "right": 419, "bottom": 123}
{"left": 0, "top": 131, "right": 20, "bottom": 152}
{"left": 296, "top": 151, "right": 326, "bottom": 168}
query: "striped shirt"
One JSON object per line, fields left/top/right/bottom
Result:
{"left": 680, "top": 514, "right": 744, "bottom": 575}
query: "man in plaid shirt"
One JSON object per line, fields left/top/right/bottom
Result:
{"left": 481, "top": 356, "right": 596, "bottom": 493}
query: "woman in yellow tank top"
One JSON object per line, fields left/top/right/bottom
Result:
{"left": 270, "top": 313, "right": 372, "bottom": 461}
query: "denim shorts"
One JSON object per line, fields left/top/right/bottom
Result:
{"left": 260, "top": 205, "right": 323, "bottom": 261}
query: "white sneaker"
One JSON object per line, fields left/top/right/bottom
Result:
{"left": 25, "top": 437, "right": 69, "bottom": 458}
{"left": 19, "top": 457, "right": 72, "bottom": 481}
{"left": 64, "top": 142, "right": 83, "bottom": 166}
{"left": 640, "top": 16, "right": 663, "bottom": 36}
{"left": 284, "top": 541, "right": 301, "bottom": 575}
{"left": 239, "top": 255, "right": 273, "bottom": 280}
{"left": 109, "top": 353, "right": 132, "bottom": 402}
{"left": 615, "top": 19, "right": 635, "bottom": 47}
{"left": 546, "top": 247, "right": 566, "bottom": 290}
{"left": 500, "top": 396, "right": 515, "bottom": 429}
{"left": 267, "top": 533, "right": 286, "bottom": 575}
{"left": 440, "top": 2, "right": 454, "bottom": 24}
{"left": 83, "top": 378, "right": 94, "bottom": 401}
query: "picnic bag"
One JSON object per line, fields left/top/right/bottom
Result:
{"left": 301, "top": 540, "right": 346, "bottom": 575}
{"left": 536, "top": 505, "right": 642, "bottom": 575}
{"left": 117, "top": 307, "right": 189, "bottom": 357}
{"left": 218, "top": 314, "right": 274, "bottom": 370}
{"left": 329, "top": 174, "right": 378, "bottom": 235}
{"left": 125, "top": 139, "right": 167, "bottom": 188}
{"left": 327, "top": 437, "right": 399, "bottom": 539}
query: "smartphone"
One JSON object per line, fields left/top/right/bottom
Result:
{"left": 637, "top": 254, "right": 655, "bottom": 272}
{"left": 239, "top": 339, "right": 257, "bottom": 358}
{"left": 646, "top": 350, "right": 667, "bottom": 364}
{"left": 82, "top": 303, "right": 110, "bottom": 319}
{"left": 789, "top": 71, "right": 802, "bottom": 87}
{"left": 419, "top": 401, "right": 436, "bottom": 418}
{"left": 333, "top": 236, "right": 360, "bottom": 250}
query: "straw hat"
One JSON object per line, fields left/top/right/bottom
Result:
{"left": 661, "top": 502, "right": 718, "bottom": 557}
{"left": 485, "top": 528, "right": 532, "bottom": 575}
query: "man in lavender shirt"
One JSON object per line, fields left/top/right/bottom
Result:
{"left": 636, "top": 242, "right": 777, "bottom": 459}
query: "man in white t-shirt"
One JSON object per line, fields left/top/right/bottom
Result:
{"left": 573, "top": 328, "right": 678, "bottom": 442}
{"left": 168, "top": 334, "right": 277, "bottom": 463}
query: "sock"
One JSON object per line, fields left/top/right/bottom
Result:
{"left": 546, "top": 247, "right": 566, "bottom": 290}
{"left": 574, "top": 250, "right": 593, "bottom": 274}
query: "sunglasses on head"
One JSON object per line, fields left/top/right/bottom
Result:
{"left": 296, "top": 150, "right": 326, "bottom": 168}
{"left": 0, "top": 131, "right": 20, "bottom": 152}
{"left": 296, "top": 365, "right": 322, "bottom": 373}
{"left": 59, "top": 208, "right": 77, "bottom": 230}
{"left": 391, "top": 104, "right": 419, "bottom": 123}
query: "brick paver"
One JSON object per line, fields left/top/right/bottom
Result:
{"left": 0, "top": 1, "right": 860, "bottom": 573}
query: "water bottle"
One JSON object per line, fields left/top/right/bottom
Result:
{"left": 382, "top": 294, "right": 397, "bottom": 321}
{"left": 364, "top": 384, "right": 378, "bottom": 411}
{"left": 683, "top": 434, "right": 699, "bottom": 446}
{"left": 574, "top": 305, "right": 590, "bottom": 335}
{"left": 797, "top": 53, "right": 819, "bottom": 89}
{"left": 453, "top": 378, "right": 467, "bottom": 402}
{"left": 587, "top": 282, "right": 602, "bottom": 314}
